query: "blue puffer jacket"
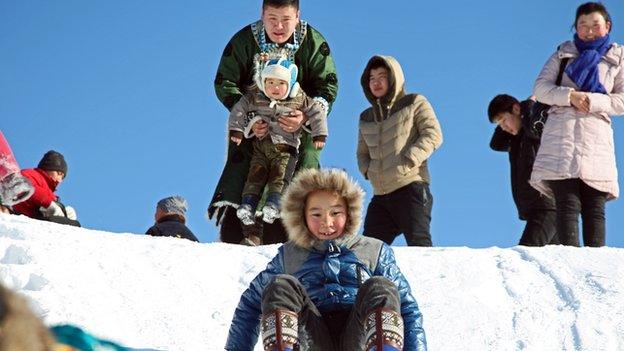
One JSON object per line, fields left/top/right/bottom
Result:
{"left": 225, "top": 234, "right": 427, "bottom": 350}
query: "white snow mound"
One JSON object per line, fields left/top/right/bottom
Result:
{"left": 1, "top": 214, "right": 623, "bottom": 351}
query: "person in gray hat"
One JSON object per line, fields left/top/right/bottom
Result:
{"left": 146, "top": 195, "right": 199, "bottom": 242}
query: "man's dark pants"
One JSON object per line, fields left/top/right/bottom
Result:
{"left": 518, "top": 209, "right": 558, "bottom": 246}
{"left": 363, "top": 182, "right": 433, "bottom": 247}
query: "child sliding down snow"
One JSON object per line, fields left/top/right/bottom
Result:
{"left": 225, "top": 168, "right": 427, "bottom": 350}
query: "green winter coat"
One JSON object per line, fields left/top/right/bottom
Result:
{"left": 209, "top": 20, "right": 338, "bottom": 217}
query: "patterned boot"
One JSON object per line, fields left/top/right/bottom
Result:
{"left": 261, "top": 309, "right": 298, "bottom": 351}
{"left": 0, "top": 172, "right": 34, "bottom": 206}
{"left": 365, "top": 308, "right": 404, "bottom": 351}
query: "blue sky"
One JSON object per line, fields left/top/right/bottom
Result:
{"left": 2, "top": 0, "right": 623, "bottom": 247}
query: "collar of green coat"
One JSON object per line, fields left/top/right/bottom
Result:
{"left": 250, "top": 20, "right": 308, "bottom": 62}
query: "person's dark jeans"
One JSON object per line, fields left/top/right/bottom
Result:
{"left": 549, "top": 179, "right": 607, "bottom": 247}
{"left": 518, "top": 209, "right": 557, "bottom": 246}
{"left": 363, "top": 182, "right": 433, "bottom": 246}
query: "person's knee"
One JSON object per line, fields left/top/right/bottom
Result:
{"left": 358, "top": 276, "right": 400, "bottom": 311}
{"left": 361, "top": 276, "right": 397, "bottom": 294}
{"left": 555, "top": 193, "right": 581, "bottom": 214}
{"left": 262, "top": 275, "right": 307, "bottom": 316}
{"left": 582, "top": 204, "right": 605, "bottom": 220}
{"left": 263, "top": 275, "right": 301, "bottom": 298}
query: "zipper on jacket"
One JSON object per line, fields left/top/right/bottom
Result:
{"left": 376, "top": 99, "right": 385, "bottom": 192}
{"left": 375, "top": 99, "right": 384, "bottom": 123}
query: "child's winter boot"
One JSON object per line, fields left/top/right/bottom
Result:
{"left": 364, "top": 308, "right": 404, "bottom": 351}
{"left": 261, "top": 309, "right": 298, "bottom": 351}
{"left": 262, "top": 193, "right": 281, "bottom": 224}
{"left": 0, "top": 172, "right": 34, "bottom": 206}
{"left": 237, "top": 195, "right": 258, "bottom": 226}
{"left": 0, "top": 131, "right": 34, "bottom": 206}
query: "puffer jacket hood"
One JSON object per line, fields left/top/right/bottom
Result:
{"left": 361, "top": 55, "right": 406, "bottom": 113}
{"left": 281, "top": 168, "right": 364, "bottom": 249}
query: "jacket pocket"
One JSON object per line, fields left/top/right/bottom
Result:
{"left": 398, "top": 154, "right": 414, "bottom": 174}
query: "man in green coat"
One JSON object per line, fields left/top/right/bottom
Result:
{"left": 208, "top": 0, "right": 338, "bottom": 245}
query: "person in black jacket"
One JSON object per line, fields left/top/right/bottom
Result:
{"left": 146, "top": 196, "right": 199, "bottom": 242}
{"left": 488, "top": 94, "right": 558, "bottom": 246}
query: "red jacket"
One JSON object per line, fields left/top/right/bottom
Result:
{"left": 13, "top": 168, "right": 58, "bottom": 218}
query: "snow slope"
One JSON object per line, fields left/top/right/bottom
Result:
{"left": 1, "top": 213, "right": 623, "bottom": 351}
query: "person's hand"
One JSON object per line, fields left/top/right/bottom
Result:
{"left": 570, "top": 91, "right": 591, "bottom": 113}
{"left": 252, "top": 120, "right": 268, "bottom": 138}
{"left": 0, "top": 205, "right": 9, "bottom": 214}
{"left": 313, "top": 140, "right": 325, "bottom": 149}
{"left": 39, "top": 201, "right": 64, "bottom": 218}
{"left": 278, "top": 110, "right": 307, "bottom": 133}
{"left": 230, "top": 136, "right": 242, "bottom": 146}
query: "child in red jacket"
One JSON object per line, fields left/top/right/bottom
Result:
{"left": 13, "top": 150, "right": 80, "bottom": 227}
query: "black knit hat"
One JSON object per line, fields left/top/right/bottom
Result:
{"left": 37, "top": 150, "right": 68, "bottom": 176}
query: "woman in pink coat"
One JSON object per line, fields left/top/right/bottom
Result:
{"left": 531, "top": 2, "right": 624, "bottom": 247}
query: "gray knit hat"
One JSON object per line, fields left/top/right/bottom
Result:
{"left": 157, "top": 196, "right": 188, "bottom": 216}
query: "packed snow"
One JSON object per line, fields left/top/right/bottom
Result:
{"left": 0, "top": 213, "right": 623, "bottom": 351}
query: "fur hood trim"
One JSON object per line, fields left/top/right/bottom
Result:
{"left": 281, "top": 168, "right": 365, "bottom": 249}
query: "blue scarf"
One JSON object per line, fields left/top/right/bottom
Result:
{"left": 565, "top": 33, "right": 612, "bottom": 94}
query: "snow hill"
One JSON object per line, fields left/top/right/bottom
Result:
{"left": 1, "top": 214, "right": 623, "bottom": 351}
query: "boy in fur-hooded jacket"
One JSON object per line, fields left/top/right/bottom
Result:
{"left": 228, "top": 58, "right": 328, "bottom": 245}
{"left": 225, "top": 168, "right": 427, "bottom": 351}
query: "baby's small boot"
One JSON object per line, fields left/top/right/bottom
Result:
{"left": 261, "top": 309, "right": 298, "bottom": 351}
{"left": 237, "top": 195, "right": 258, "bottom": 226}
{"left": 0, "top": 172, "right": 34, "bottom": 206}
{"left": 262, "top": 193, "right": 281, "bottom": 224}
{"left": 365, "top": 308, "right": 404, "bottom": 351}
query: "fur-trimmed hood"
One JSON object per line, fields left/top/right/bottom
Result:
{"left": 281, "top": 168, "right": 364, "bottom": 249}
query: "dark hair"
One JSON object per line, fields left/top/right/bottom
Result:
{"left": 487, "top": 94, "right": 519, "bottom": 123}
{"left": 263, "top": 0, "right": 299, "bottom": 10}
{"left": 368, "top": 57, "right": 389, "bottom": 72}
{"left": 574, "top": 2, "right": 612, "bottom": 32}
